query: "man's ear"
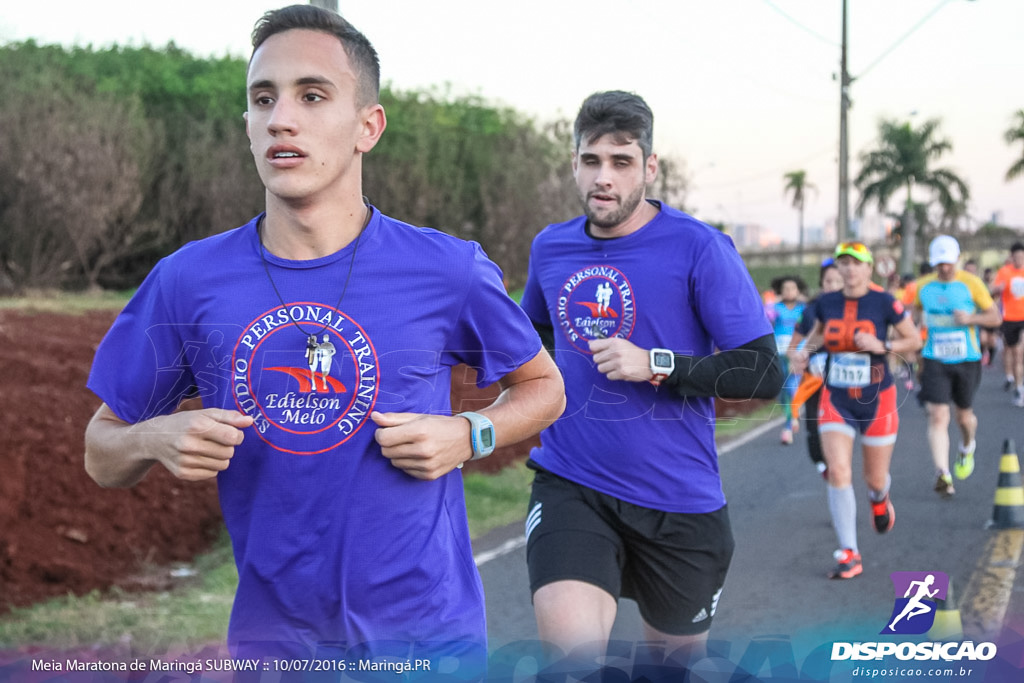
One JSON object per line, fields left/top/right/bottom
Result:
{"left": 356, "top": 104, "right": 387, "bottom": 154}
{"left": 645, "top": 152, "right": 659, "bottom": 185}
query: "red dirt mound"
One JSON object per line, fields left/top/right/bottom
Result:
{"left": 0, "top": 309, "right": 225, "bottom": 613}
{"left": 0, "top": 308, "right": 769, "bottom": 613}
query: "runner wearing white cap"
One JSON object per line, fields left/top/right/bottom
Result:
{"left": 914, "top": 235, "right": 1002, "bottom": 496}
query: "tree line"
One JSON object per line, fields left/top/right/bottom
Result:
{"left": 782, "top": 111, "right": 1024, "bottom": 273}
{"left": 0, "top": 42, "right": 694, "bottom": 294}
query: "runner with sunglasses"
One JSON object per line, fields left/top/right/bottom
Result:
{"left": 788, "top": 242, "right": 921, "bottom": 579}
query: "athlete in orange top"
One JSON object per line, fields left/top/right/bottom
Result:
{"left": 991, "top": 242, "right": 1024, "bottom": 405}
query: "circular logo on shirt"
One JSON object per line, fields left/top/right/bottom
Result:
{"left": 231, "top": 303, "right": 379, "bottom": 455}
{"left": 556, "top": 265, "right": 636, "bottom": 352}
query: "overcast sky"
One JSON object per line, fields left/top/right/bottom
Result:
{"left": 3, "top": 0, "right": 1022, "bottom": 242}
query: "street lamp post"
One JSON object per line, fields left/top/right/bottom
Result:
{"left": 837, "top": 0, "right": 851, "bottom": 243}
{"left": 837, "top": 0, "right": 975, "bottom": 248}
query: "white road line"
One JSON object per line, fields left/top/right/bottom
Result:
{"left": 474, "top": 535, "right": 526, "bottom": 567}
{"left": 719, "top": 416, "right": 786, "bottom": 455}
{"left": 473, "top": 417, "right": 785, "bottom": 568}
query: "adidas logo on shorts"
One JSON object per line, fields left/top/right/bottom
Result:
{"left": 691, "top": 608, "right": 709, "bottom": 623}
{"left": 525, "top": 502, "right": 542, "bottom": 541}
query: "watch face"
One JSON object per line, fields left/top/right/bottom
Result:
{"left": 481, "top": 428, "right": 494, "bottom": 449}
{"left": 653, "top": 351, "right": 673, "bottom": 369}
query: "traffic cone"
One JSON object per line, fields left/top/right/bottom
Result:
{"left": 927, "top": 579, "right": 963, "bottom": 641}
{"left": 989, "top": 438, "right": 1024, "bottom": 529}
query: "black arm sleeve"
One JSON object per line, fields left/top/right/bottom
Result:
{"left": 661, "top": 333, "right": 784, "bottom": 400}
{"left": 532, "top": 321, "right": 556, "bottom": 353}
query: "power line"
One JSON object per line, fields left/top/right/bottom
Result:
{"left": 855, "top": 0, "right": 953, "bottom": 79}
{"left": 760, "top": 0, "right": 839, "bottom": 48}
{"left": 697, "top": 145, "right": 835, "bottom": 190}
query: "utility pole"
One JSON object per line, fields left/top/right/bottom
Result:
{"left": 837, "top": 0, "right": 851, "bottom": 243}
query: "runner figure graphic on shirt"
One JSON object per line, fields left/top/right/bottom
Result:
{"left": 888, "top": 574, "right": 939, "bottom": 631}
{"left": 596, "top": 282, "right": 613, "bottom": 316}
{"left": 306, "top": 333, "right": 337, "bottom": 392}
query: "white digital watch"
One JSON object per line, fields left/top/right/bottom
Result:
{"left": 649, "top": 348, "right": 675, "bottom": 385}
{"left": 457, "top": 411, "right": 496, "bottom": 460}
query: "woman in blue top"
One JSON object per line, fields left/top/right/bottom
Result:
{"left": 767, "top": 275, "right": 807, "bottom": 444}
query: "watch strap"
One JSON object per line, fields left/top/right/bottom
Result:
{"left": 649, "top": 348, "right": 675, "bottom": 385}
{"left": 457, "top": 411, "right": 495, "bottom": 460}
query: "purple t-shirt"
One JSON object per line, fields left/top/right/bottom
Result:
{"left": 88, "top": 208, "right": 541, "bottom": 661}
{"left": 521, "top": 202, "right": 770, "bottom": 513}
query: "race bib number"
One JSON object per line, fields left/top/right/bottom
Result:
{"left": 932, "top": 331, "right": 968, "bottom": 361}
{"left": 776, "top": 334, "right": 793, "bottom": 354}
{"left": 828, "top": 353, "right": 872, "bottom": 388}
{"left": 1011, "top": 277, "right": 1024, "bottom": 299}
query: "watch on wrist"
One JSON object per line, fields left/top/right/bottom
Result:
{"left": 649, "top": 348, "right": 675, "bottom": 385}
{"left": 457, "top": 411, "right": 496, "bottom": 461}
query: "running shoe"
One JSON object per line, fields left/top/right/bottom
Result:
{"left": 955, "top": 442, "right": 976, "bottom": 480}
{"left": 871, "top": 494, "right": 895, "bottom": 533}
{"left": 1005, "top": 376, "right": 1014, "bottom": 392}
{"left": 780, "top": 427, "right": 793, "bottom": 445}
{"left": 934, "top": 473, "right": 955, "bottom": 498}
{"left": 1014, "top": 389, "right": 1024, "bottom": 408}
{"left": 828, "top": 548, "right": 863, "bottom": 580}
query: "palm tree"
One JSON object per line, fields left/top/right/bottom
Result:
{"left": 1005, "top": 109, "right": 1024, "bottom": 182}
{"left": 783, "top": 170, "right": 816, "bottom": 263}
{"left": 854, "top": 118, "right": 969, "bottom": 275}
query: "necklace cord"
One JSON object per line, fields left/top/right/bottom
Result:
{"left": 257, "top": 211, "right": 366, "bottom": 337}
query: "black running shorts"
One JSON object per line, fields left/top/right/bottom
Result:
{"left": 1002, "top": 320, "right": 1024, "bottom": 347}
{"left": 525, "top": 463, "right": 735, "bottom": 636}
{"left": 918, "top": 358, "right": 982, "bottom": 409}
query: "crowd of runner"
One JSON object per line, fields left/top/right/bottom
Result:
{"left": 775, "top": 237, "right": 1013, "bottom": 579}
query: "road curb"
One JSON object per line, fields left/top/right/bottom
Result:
{"left": 960, "top": 528, "right": 1024, "bottom": 639}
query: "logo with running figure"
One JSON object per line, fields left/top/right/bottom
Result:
{"left": 881, "top": 571, "right": 949, "bottom": 635}
{"left": 231, "top": 303, "right": 379, "bottom": 456}
{"left": 556, "top": 265, "right": 636, "bottom": 352}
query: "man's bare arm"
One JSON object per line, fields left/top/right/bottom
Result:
{"left": 85, "top": 402, "right": 254, "bottom": 488}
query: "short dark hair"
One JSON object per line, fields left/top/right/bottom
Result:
{"left": 771, "top": 275, "right": 807, "bottom": 296}
{"left": 573, "top": 91, "right": 654, "bottom": 158}
{"left": 250, "top": 4, "right": 380, "bottom": 106}
{"left": 1011, "top": 242, "right": 1024, "bottom": 254}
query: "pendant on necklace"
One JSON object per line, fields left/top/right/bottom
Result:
{"left": 305, "top": 334, "right": 338, "bottom": 392}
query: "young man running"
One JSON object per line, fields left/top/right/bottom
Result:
{"left": 521, "top": 91, "right": 782, "bottom": 670}
{"left": 84, "top": 4, "right": 564, "bottom": 668}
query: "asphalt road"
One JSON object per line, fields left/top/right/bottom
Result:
{"left": 472, "top": 363, "right": 1024, "bottom": 680}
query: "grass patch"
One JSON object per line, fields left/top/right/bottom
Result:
{"left": 463, "top": 460, "right": 534, "bottom": 538}
{"left": 0, "top": 530, "right": 237, "bottom": 651}
{"left": 0, "top": 290, "right": 133, "bottom": 313}
{"left": 715, "top": 402, "right": 783, "bottom": 442}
